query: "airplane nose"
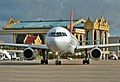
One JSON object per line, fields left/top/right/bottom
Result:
{"left": 47, "top": 38, "right": 60, "bottom": 52}
{"left": 46, "top": 37, "right": 70, "bottom": 53}
{"left": 51, "top": 38, "right": 69, "bottom": 52}
{"left": 52, "top": 38, "right": 61, "bottom": 51}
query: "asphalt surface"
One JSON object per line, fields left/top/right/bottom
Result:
{"left": 0, "top": 59, "right": 120, "bottom": 82}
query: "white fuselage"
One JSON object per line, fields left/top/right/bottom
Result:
{"left": 45, "top": 27, "right": 79, "bottom": 55}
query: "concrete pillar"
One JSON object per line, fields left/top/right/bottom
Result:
{"left": 86, "top": 30, "right": 91, "bottom": 45}
{"left": 77, "top": 34, "right": 80, "bottom": 42}
{"left": 13, "top": 34, "right": 17, "bottom": 43}
{"left": 96, "top": 30, "right": 100, "bottom": 45}
{"left": 91, "top": 29, "right": 94, "bottom": 45}
{"left": 105, "top": 31, "right": 108, "bottom": 51}
{"left": 99, "top": 30, "right": 102, "bottom": 44}
{"left": 102, "top": 31, "right": 105, "bottom": 52}
{"left": 82, "top": 34, "right": 86, "bottom": 45}
{"left": 103, "top": 31, "right": 105, "bottom": 44}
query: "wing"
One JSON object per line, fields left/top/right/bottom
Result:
{"left": 0, "top": 43, "right": 49, "bottom": 50}
{"left": 76, "top": 43, "right": 120, "bottom": 50}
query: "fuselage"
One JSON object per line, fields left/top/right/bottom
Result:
{"left": 45, "top": 27, "right": 79, "bottom": 55}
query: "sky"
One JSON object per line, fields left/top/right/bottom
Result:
{"left": 0, "top": 0, "right": 120, "bottom": 38}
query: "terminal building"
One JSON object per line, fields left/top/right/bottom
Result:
{"left": 1, "top": 17, "right": 110, "bottom": 59}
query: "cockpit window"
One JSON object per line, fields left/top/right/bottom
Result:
{"left": 48, "top": 32, "right": 67, "bottom": 37}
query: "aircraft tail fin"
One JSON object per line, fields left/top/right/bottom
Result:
{"left": 69, "top": 11, "right": 73, "bottom": 33}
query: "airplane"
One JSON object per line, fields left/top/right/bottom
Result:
{"left": 0, "top": 12, "right": 120, "bottom": 65}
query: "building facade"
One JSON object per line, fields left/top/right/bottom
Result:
{"left": 84, "top": 17, "right": 110, "bottom": 59}
{"left": 1, "top": 17, "right": 110, "bottom": 59}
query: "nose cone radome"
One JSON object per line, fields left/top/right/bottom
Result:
{"left": 46, "top": 37, "right": 70, "bottom": 53}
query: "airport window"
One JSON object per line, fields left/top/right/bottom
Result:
{"left": 48, "top": 32, "right": 67, "bottom": 37}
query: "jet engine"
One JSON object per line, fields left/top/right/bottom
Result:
{"left": 90, "top": 47, "right": 102, "bottom": 60}
{"left": 23, "top": 48, "right": 35, "bottom": 60}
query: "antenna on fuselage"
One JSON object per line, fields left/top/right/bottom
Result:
{"left": 69, "top": 11, "right": 73, "bottom": 33}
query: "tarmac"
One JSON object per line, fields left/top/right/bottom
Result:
{"left": 0, "top": 59, "right": 120, "bottom": 82}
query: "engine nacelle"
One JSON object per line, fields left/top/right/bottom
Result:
{"left": 90, "top": 47, "right": 102, "bottom": 60}
{"left": 23, "top": 48, "right": 35, "bottom": 60}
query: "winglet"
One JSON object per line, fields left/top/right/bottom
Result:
{"left": 69, "top": 11, "right": 73, "bottom": 33}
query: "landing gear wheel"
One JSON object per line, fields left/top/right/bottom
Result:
{"left": 83, "top": 49, "right": 90, "bottom": 65}
{"left": 83, "top": 59, "right": 89, "bottom": 65}
{"left": 55, "top": 60, "right": 61, "bottom": 65}
{"left": 41, "top": 60, "right": 44, "bottom": 64}
{"left": 45, "top": 60, "right": 48, "bottom": 64}
{"left": 58, "top": 61, "right": 61, "bottom": 65}
{"left": 41, "top": 59, "right": 48, "bottom": 64}
{"left": 83, "top": 60, "right": 85, "bottom": 65}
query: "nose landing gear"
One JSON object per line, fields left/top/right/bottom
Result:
{"left": 55, "top": 60, "right": 61, "bottom": 65}
{"left": 55, "top": 52, "right": 61, "bottom": 65}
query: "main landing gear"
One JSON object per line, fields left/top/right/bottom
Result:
{"left": 41, "top": 59, "right": 48, "bottom": 64}
{"left": 41, "top": 50, "right": 48, "bottom": 64}
{"left": 82, "top": 49, "right": 90, "bottom": 65}
{"left": 83, "top": 59, "right": 89, "bottom": 65}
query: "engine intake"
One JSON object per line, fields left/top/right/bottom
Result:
{"left": 90, "top": 47, "right": 102, "bottom": 60}
{"left": 23, "top": 48, "right": 35, "bottom": 60}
